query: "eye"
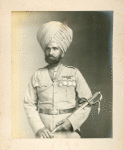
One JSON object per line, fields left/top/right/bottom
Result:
{"left": 45, "top": 47, "right": 50, "bottom": 51}
{"left": 53, "top": 47, "right": 59, "bottom": 50}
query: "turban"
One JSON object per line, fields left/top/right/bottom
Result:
{"left": 37, "top": 21, "right": 73, "bottom": 53}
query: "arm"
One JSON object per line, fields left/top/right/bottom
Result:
{"left": 67, "top": 69, "right": 92, "bottom": 131}
{"left": 23, "top": 73, "right": 45, "bottom": 135}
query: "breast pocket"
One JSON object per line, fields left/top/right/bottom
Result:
{"left": 57, "top": 79, "right": 76, "bottom": 102}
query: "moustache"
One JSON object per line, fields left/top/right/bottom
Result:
{"left": 46, "top": 55, "right": 56, "bottom": 59}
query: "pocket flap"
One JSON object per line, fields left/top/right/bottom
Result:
{"left": 34, "top": 82, "right": 41, "bottom": 87}
{"left": 37, "top": 85, "right": 48, "bottom": 93}
{"left": 34, "top": 81, "right": 50, "bottom": 93}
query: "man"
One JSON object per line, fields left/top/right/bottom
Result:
{"left": 24, "top": 21, "right": 92, "bottom": 138}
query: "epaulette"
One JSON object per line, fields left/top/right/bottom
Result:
{"left": 64, "top": 65, "right": 76, "bottom": 70}
{"left": 37, "top": 65, "right": 48, "bottom": 71}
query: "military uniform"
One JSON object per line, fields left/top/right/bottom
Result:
{"left": 24, "top": 64, "right": 92, "bottom": 138}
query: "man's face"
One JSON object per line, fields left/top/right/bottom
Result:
{"left": 45, "top": 42, "right": 64, "bottom": 65}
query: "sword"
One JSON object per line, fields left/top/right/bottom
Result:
{"left": 52, "top": 91, "right": 102, "bottom": 134}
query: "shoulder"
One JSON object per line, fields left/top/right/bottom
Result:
{"left": 34, "top": 65, "right": 48, "bottom": 73}
{"left": 32, "top": 65, "right": 48, "bottom": 79}
{"left": 37, "top": 65, "right": 48, "bottom": 71}
{"left": 63, "top": 64, "right": 77, "bottom": 72}
{"left": 63, "top": 64, "right": 80, "bottom": 74}
{"left": 63, "top": 64, "right": 76, "bottom": 73}
{"left": 63, "top": 64, "right": 84, "bottom": 77}
{"left": 63, "top": 65, "right": 76, "bottom": 69}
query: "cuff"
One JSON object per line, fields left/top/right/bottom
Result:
{"left": 67, "top": 113, "right": 80, "bottom": 131}
{"left": 67, "top": 106, "right": 91, "bottom": 131}
{"left": 26, "top": 113, "right": 45, "bottom": 134}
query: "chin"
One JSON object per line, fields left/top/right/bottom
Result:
{"left": 45, "top": 57, "right": 62, "bottom": 65}
{"left": 45, "top": 58, "right": 60, "bottom": 65}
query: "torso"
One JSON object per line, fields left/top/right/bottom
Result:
{"left": 33, "top": 64, "right": 78, "bottom": 110}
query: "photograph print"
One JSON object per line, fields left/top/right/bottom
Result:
{"left": 11, "top": 11, "right": 113, "bottom": 138}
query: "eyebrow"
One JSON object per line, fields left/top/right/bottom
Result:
{"left": 46, "top": 46, "right": 59, "bottom": 49}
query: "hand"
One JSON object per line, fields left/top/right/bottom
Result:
{"left": 56, "top": 119, "right": 72, "bottom": 131}
{"left": 78, "top": 98, "right": 86, "bottom": 107}
{"left": 36, "top": 127, "right": 54, "bottom": 138}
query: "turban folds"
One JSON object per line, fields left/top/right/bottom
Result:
{"left": 37, "top": 21, "right": 73, "bottom": 53}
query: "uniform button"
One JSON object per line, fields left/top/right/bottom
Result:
{"left": 54, "top": 91, "right": 57, "bottom": 94}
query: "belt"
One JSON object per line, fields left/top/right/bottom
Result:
{"left": 39, "top": 107, "right": 75, "bottom": 115}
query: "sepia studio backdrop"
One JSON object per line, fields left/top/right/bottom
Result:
{"left": 11, "top": 11, "right": 113, "bottom": 138}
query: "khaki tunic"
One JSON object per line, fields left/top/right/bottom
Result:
{"left": 24, "top": 64, "right": 92, "bottom": 138}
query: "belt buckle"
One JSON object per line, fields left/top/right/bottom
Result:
{"left": 51, "top": 109, "right": 59, "bottom": 115}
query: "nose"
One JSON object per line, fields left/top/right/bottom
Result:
{"left": 49, "top": 49, "right": 54, "bottom": 55}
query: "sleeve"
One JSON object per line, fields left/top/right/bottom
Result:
{"left": 23, "top": 72, "right": 45, "bottom": 135}
{"left": 68, "top": 69, "right": 92, "bottom": 131}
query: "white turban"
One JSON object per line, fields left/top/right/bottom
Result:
{"left": 37, "top": 21, "right": 73, "bottom": 53}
